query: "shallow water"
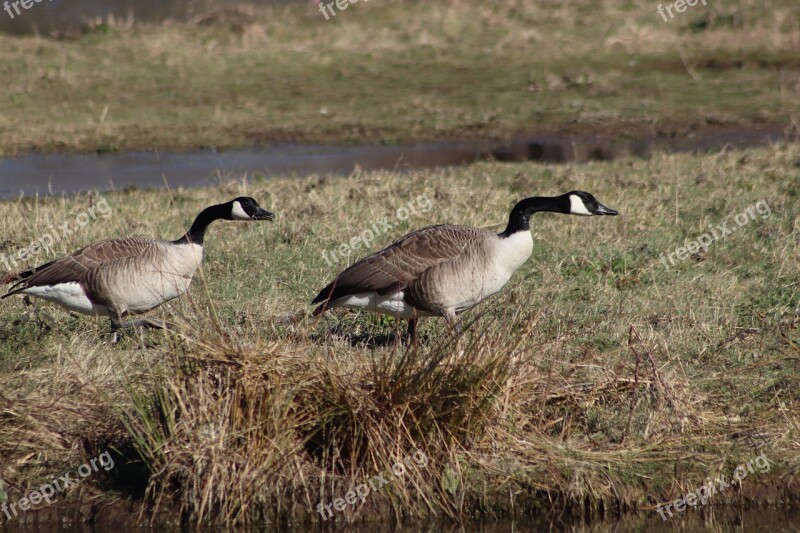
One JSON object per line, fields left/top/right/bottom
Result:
{"left": 0, "top": 141, "right": 496, "bottom": 199}
{"left": 0, "top": 128, "right": 789, "bottom": 199}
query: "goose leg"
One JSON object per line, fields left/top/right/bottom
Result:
{"left": 406, "top": 317, "right": 418, "bottom": 345}
{"left": 442, "top": 308, "right": 465, "bottom": 356}
{"left": 108, "top": 309, "right": 124, "bottom": 344}
{"left": 22, "top": 296, "right": 47, "bottom": 331}
{"left": 442, "top": 308, "right": 460, "bottom": 334}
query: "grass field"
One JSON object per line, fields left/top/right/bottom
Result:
{"left": 0, "top": 0, "right": 798, "bottom": 156}
{"left": 0, "top": 142, "right": 798, "bottom": 526}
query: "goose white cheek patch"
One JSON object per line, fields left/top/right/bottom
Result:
{"left": 569, "top": 195, "right": 592, "bottom": 216}
{"left": 231, "top": 201, "right": 251, "bottom": 220}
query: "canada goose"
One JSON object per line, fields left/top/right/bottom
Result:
{"left": 1, "top": 197, "right": 274, "bottom": 336}
{"left": 311, "top": 191, "right": 617, "bottom": 341}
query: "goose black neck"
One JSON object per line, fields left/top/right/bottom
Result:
{"left": 500, "top": 196, "right": 566, "bottom": 237}
{"left": 174, "top": 203, "right": 229, "bottom": 245}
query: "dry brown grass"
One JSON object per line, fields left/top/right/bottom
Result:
{"left": 0, "top": 143, "right": 799, "bottom": 527}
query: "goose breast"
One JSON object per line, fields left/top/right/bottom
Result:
{"left": 410, "top": 231, "right": 533, "bottom": 313}
{"left": 101, "top": 242, "right": 204, "bottom": 313}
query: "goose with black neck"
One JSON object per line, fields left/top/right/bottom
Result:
{"left": 1, "top": 196, "right": 274, "bottom": 337}
{"left": 312, "top": 191, "right": 618, "bottom": 342}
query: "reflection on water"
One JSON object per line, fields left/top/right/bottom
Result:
{"left": 2, "top": 508, "right": 800, "bottom": 532}
{"left": 0, "top": 128, "right": 789, "bottom": 199}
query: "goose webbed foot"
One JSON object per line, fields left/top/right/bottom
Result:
{"left": 114, "top": 317, "right": 171, "bottom": 330}
{"left": 108, "top": 311, "right": 171, "bottom": 343}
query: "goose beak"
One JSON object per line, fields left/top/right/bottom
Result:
{"left": 252, "top": 208, "right": 275, "bottom": 221}
{"left": 594, "top": 203, "right": 618, "bottom": 216}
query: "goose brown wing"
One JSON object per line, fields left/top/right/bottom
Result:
{"left": 312, "top": 225, "right": 486, "bottom": 307}
{"left": 3, "top": 237, "right": 156, "bottom": 298}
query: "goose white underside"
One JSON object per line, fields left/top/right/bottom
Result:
{"left": 19, "top": 275, "right": 193, "bottom": 317}
{"left": 21, "top": 283, "right": 109, "bottom": 316}
{"left": 329, "top": 291, "right": 434, "bottom": 319}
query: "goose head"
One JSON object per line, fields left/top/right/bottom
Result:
{"left": 501, "top": 191, "right": 618, "bottom": 237}
{"left": 229, "top": 197, "right": 276, "bottom": 221}
{"left": 564, "top": 191, "right": 618, "bottom": 216}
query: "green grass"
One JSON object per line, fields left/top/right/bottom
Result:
{"left": 0, "top": 143, "right": 798, "bottom": 526}
{"left": 0, "top": 0, "right": 797, "bottom": 155}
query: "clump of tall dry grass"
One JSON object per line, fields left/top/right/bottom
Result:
{"left": 119, "top": 306, "right": 531, "bottom": 526}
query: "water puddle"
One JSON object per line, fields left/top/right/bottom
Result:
{"left": 0, "top": 127, "right": 790, "bottom": 199}
{"left": 3, "top": 507, "right": 800, "bottom": 532}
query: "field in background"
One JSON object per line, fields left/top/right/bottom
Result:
{"left": 0, "top": 143, "right": 797, "bottom": 526}
{"left": 0, "top": 0, "right": 798, "bottom": 156}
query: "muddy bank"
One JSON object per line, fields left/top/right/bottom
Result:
{"left": 0, "top": 125, "right": 793, "bottom": 199}
{"left": 3, "top": 493, "right": 799, "bottom": 531}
